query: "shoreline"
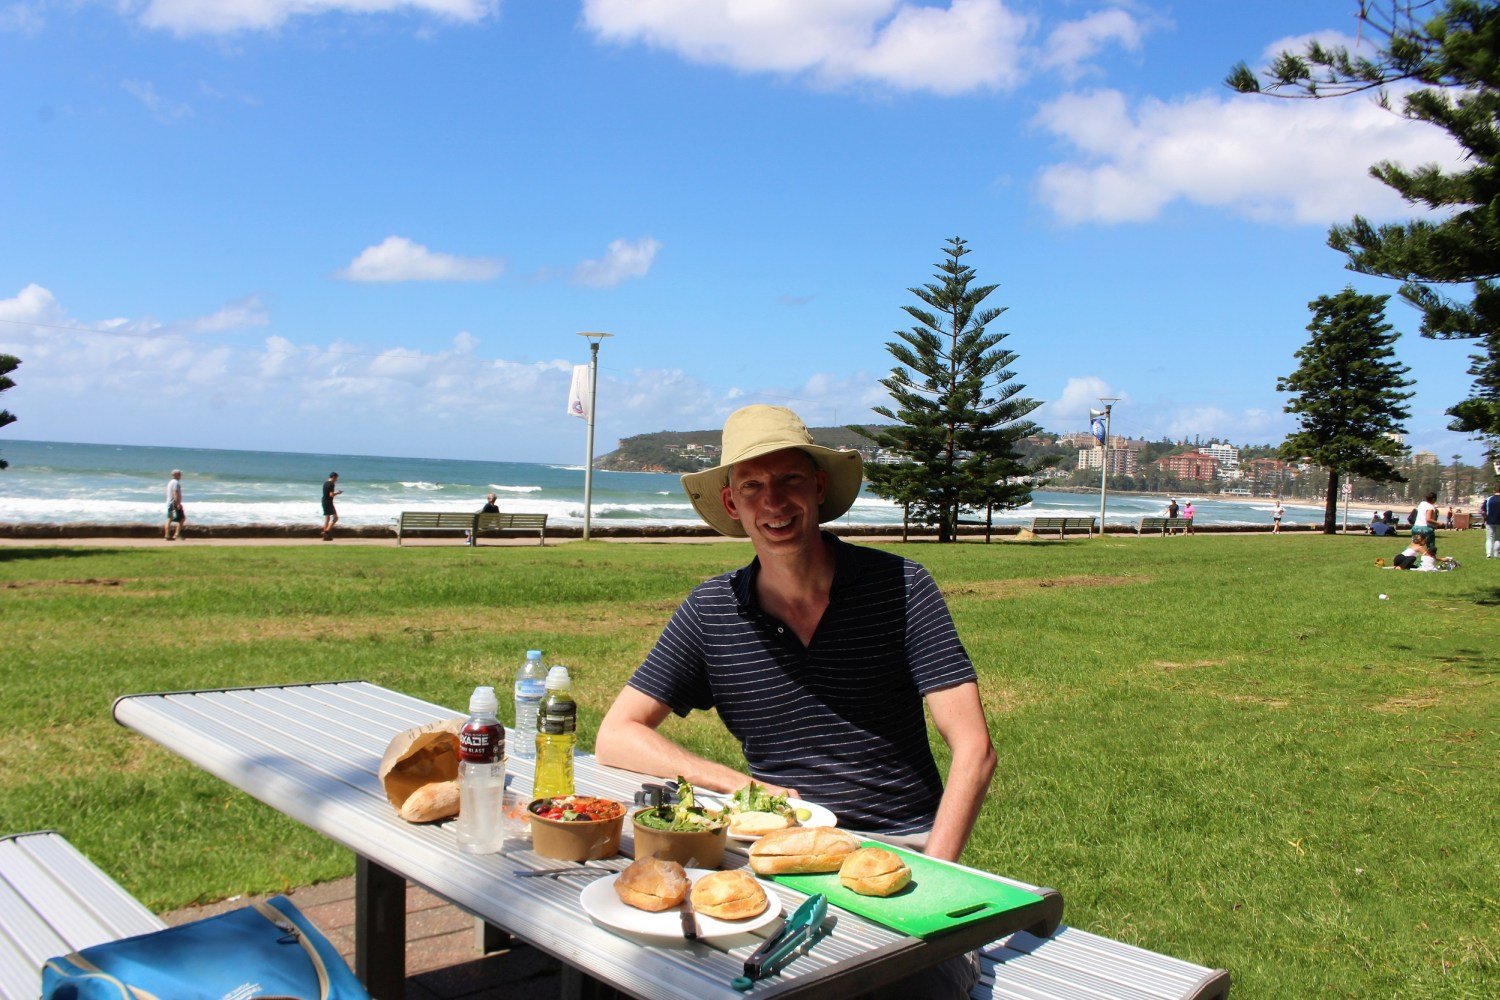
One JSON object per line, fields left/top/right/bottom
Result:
{"left": 0, "top": 519, "right": 1393, "bottom": 547}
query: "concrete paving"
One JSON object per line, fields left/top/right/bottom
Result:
{"left": 162, "top": 876, "right": 562, "bottom": 1000}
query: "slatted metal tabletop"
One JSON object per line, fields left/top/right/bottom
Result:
{"left": 112, "top": 681, "right": 1061, "bottom": 1000}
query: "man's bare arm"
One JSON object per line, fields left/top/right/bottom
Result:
{"left": 595, "top": 686, "right": 795, "bottom": 796}
{"left": 922, "top": 681, "right": 997, "bottom": 862}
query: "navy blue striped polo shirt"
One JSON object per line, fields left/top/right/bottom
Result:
{"left": 627, "top": 534, "right": 977, "bottom": 834}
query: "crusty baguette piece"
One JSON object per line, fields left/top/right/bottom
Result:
{"left": 614, "top": 857, "right": 690, "bottom": 912}
{"left": 689, "top": 870, "right": 768, "bottom": 920}
{"left": 838, "top": 847, "right": 911, "bottom": 897}
{"left": 398, "top": 780, "right": 460, "bottom": 823}
{"left": 748, "top": 827, "right": 859, "bottom": 875}
{"left": 728, "top": 810, "right": 791, "bottom": 838}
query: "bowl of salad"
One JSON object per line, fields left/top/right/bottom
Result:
{"left": 630, "top": 777, "right": 728, "bottom": 869}
{"left": 527, "top": 795, "right": 627, "bottom": 861}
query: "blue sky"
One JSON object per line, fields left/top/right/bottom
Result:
{"left": 0, "top": 0, "right": 1487, "bottom": 465}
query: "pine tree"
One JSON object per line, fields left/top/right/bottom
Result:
{"left": 0, "top": 354, "right": 18, "bottom": 472}
{"left": 860, "top": 238, "right": 1048, "bottom": 542}
{"left": 1278, "top": 289, "right": 1414, "bottom": 533}
{"left": 1228, "top": 0, "right": 1500, "bottom": 458}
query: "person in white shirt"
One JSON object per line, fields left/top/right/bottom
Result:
{"left": 1412, "top": 491, "right": 1439, "bottom": 555}
{"left": 164, "top": 470, "right": 185, "bottom": 541}
{"left": 1272, "top": 500, "right": 1285, "bottom": 534}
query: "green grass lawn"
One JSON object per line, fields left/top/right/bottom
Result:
{"left": 1, "top": 533, "right": 1495, "bottom": 997}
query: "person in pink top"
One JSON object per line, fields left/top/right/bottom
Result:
{"left": 1182, "top": 501, "right": 1195, "bottom": 535}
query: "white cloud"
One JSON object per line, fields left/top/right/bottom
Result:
{"left": 137, "top": 0, "right": 495, "bottom": 36}
{"left": 183, "top": 296, "right": 270, "bottom": 333}
{"left": 572, "top": 237, "right": 661, "bottom": 288}
{"left": 337, "top": 236, "right": 503, "bottom": 283}
{"left": 1040, "top": 375, "right": 1123, "bottom": 426}
{"left": 1164, "top": 405, "right": 1282, "bottom": 442}
{"left": 1033, "top": 86, "right": 1465, "bottom": 225}
{"left": 1040, "top": 8, "right": 1144, "bottom": 80}
{"left": 1259, "top": 30, "right": 1378, "bottom": 64}
{"left": 0, "top": 3, "right": 44, "bottom": 36}
{"left": 582, "top": 0, "right": 1031, "bottom": 95}
{"left": 123, "top": 79, "right": 192, "bottom": 123}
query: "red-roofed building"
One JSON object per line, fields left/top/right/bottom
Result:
{"left": 1155, "top": 452, "right": 1219, "bottom": 481}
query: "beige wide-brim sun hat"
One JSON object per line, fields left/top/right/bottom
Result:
{"left": 681, "top": 405, "right": 864, "bottom": 538}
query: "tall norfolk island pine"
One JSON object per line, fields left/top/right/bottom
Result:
{"left": 1279, "top": 289, "right": 1414, "bottom": 534}
{"left": 860, "top": 238, "right": 1049, "bottom": 542}
{"left": 0, "top": 354, "right": 18, "bottom": 472}
{"left": 1229, "top": 0, "right": 1500, "bottom": 454}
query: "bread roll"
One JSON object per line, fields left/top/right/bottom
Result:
{"left": 689, "top": 870, "right": 768, "bottom": 920}
{"left": 748, "top": 827, "right": 860, "bottom": 875}
{"left": 728, "top": 810, "right": 791, "bottom": 838}
{"left": 398, "top": 780, "right": 459, "bottom": 822}
{"left": 614, "top": 857, "right": 690, "bottom": 912}
{"left": 838, "top": 847, "right": 911, "bottom": 897}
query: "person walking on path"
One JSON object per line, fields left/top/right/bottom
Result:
{"left": 1413, "top": 490, "right": 1439, "bottom": 556}
{"left": 596, "top": 404, "right": 995, "bottom": 998}
{"left": 320, "top": 472, "right": 341, "bottom": 541}
{"left": 164, "top": 469, "right": 185, "bottom": 541}
{"left": 1483, "top": 484, "right": 1500, "bottom": 558}
{"left": 1182, "top": 500, "right": 1195, "bottom": 535}
{"left": 1445, "top": 506, "right": 1455, "bottom": 529}
{"left": 1272, "top": 499, "right": 1285, "bottom": 534}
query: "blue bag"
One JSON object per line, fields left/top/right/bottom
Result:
{"left": 42, "top": 895, "right": 371, "bottom": 1000}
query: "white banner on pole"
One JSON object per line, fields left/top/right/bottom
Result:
{"left": 1089, "top": 409, "right": 1106, "bottom": 445}
{"left": 568, "top": 364, "right": 590, "bottom": 420}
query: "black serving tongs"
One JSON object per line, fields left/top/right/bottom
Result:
{"left": 731, "top": 893, "right": 828, "bottom": 991}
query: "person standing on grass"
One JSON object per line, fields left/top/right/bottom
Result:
{"left": 1413, "top": 490, "right": 1439, "bottom": 556}
{"left": 164, "top": 469, "right": 185, "bottom": 541}
{"left": 1482, "top": 484, "right": 1500, "bottom": 559}
{"left": 1272, "top": 499, "right": 1285, "bottom": 533}
{"left": 321, "top": 472, "right": 341, "bottom": 541}
{"left": 597, "top": 405, "right": 995, "bottom": 1000}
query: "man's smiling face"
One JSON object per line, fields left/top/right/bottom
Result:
{"left": 721, "top": 448, "right": 826, "bottom": 554}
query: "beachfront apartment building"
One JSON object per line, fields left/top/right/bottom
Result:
{"left": 1155, "top": 451, "right": 1219, "bottom": 481}
{"left": 1077, "top": 446, "right": 1137, "bottom": 475}
{"left": 1198, "top": 442, "right": 1241, "bottom": 475}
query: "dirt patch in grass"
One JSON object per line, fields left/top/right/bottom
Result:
{"left": 1370, "top": 691, "right": 1441, "bottom": 714}
{"left": 5, "top": 578, "right": 127, "bottom": 590}
{"left": 1224, "top": 694, "right": 1291, "bottom": 709}
{"left": 980, "top": 686, "right": 1030, "bottom": 716}
{"left": 1154, "top": 659, "right": 1225, "bottom": 673}
{"left": 945, "top": 574, "right": 1152, "bottom": 600}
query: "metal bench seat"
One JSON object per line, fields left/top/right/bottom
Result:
{"left": 1029, "top": 517, "right": 1098, "bottom": 538}
{"left": 0, "top": 831, "right": 166, "bottom": 1000}
{"left": 977, "top": 926, "right": 1229, "bottom": 1000}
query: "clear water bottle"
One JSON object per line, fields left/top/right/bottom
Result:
{"left": 456, "top": 685, "right": 506, "bottom": 854}
{"left": 512, "top": 650, "right": 547, "bottom": 760}
{"left": 532, "top": 666, "right": 576, "bottom": 800}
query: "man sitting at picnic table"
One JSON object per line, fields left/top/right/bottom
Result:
{"left": 597, "top": 405, "right": 996, "bottom": 998}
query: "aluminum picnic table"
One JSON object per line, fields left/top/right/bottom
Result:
{"left": 112, "top": 681, "right": 1062, "bottom": 1000}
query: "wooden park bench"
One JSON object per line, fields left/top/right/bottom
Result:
{"left": 0, "top": 830, "right": 168, "bottom": 999}
{"left": 1139, "top": 517, "right": 1193, "bottom": 536}
{"left": 1029, "top": 516, "right": 1098, "bottom": 539}
{"left": 396, "top": 511, "right": 548, "bottom": 546}
{"left": 475, "top": 512, "right": 547, "bottom": 546}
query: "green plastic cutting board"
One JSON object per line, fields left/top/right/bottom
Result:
{"left": 768, "top": 842, "right": 1043, "bottom": 939}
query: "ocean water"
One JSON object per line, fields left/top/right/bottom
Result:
{"left": 0, "top": 439, "right": 1323, "bottom": 529}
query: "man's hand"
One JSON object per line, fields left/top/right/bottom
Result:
{"left": 922, "top": 681, "right": 996, "bottom": 862}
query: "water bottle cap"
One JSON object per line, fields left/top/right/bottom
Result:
{"left": 526, "top": 650, "right": 543, "bottom": 661}
{"left": 545, "top": 665, "right": 571, "bottom": 689}
{"left": 469, "top": 685, "right": 499, "bottom": 714}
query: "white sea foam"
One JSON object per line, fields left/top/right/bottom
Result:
{"left": 490, "top": 484, "right": 542, "bottom": 493}
{"left": 400, "top": 481, "right": 443, "bottom": 490}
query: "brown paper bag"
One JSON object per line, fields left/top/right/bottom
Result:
{"left": 378, "top": 716, "right": 464, "bottom": 822}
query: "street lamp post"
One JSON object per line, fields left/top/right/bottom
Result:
{"left": 577, "top": 331, "right": 613, "bottom": 541}
{"left": 1098, "top": 397, "right": 1119, "bottom": 534}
